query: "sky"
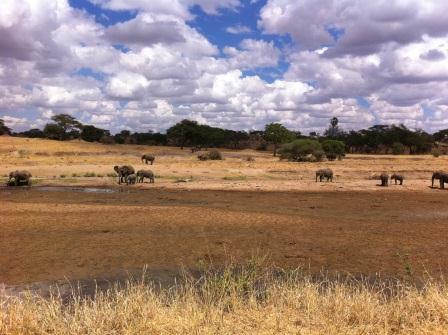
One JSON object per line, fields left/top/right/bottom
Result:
{"left": 1, "top": 0, "right": 448, "bottom": 134}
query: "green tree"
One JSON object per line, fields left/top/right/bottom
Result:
{"left": 167, "top": 119, "right": 201, "bottom": 149}
{"left": 264, "top": 123, "right": 293, "bottom": 156}
{"left": 322, "top": 140, "right": 346, "bottom": 160}
{"left": 279, "top": 139, "right": 323, "bottom": 162}
{"left": 391, "top": 142, "right": 406, "bottom": 155}
{"left": 324, "top": 117, "right": 343, "bottom": 138}
{"left": 0, "top": 119, "right": 11, "bottom": 135}
{"left": 43, "top": 123, "right": 66, "bottom": 140}
{"left": 43, "top": 114, "right": 82, "bottom": 140}
{"left": 20, "top": 128, "right": 45, "bottom": 138}
{"left": 81, "top": 125, "right": 110, "bottom": 142}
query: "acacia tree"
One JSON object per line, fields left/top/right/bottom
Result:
{"left": 52, "top": 114, "right": 82, "bottom": 138}
{"left": 0, "top": 119, "right": 11, "bottom": 135}
{"left": 264, "top": 123, "right": 293, "bottom": 156}
{"left": 166, "top": 119, "right": 202, "bottom": 149}
{"left": 43, "top": 114, "right": 83, "bottom": 140}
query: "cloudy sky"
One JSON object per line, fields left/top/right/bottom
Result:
{"left": 1, "top": 0, "right": 448, "bottom": 134}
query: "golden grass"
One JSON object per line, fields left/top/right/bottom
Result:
{"left": 1, "top": 262, "right": 448, "bottom": 334}
{"left": 2, "top": 135, "right": 448, "bottom": 192}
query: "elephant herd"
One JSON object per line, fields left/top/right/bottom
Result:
{"left": 113, "top": 153, "right": 156, "bottom": 185}
{"left": 113, "top": 165, "right": 155, "bottom": 185}
{"left": 5, "top": 152, "right": 157, "bottom": 187}
{"left": 315, "top": 168, "right": 448, "bottom": 189}
{"left": 4, "top": 151, "right": 448, "bottom": 190}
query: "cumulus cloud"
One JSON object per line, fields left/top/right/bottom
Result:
{"left": 226, "top": 25, "right": 252, "bottom": 34}
{"left": 104, "top": 14, "right": 186, "bottom": 46}
{"left": 224, "top": 39, "right": 280, "bottom": 69}
{"left": 1, "top": 0, "right": 448, "bottom": 134}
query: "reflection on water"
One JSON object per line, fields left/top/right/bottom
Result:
{"left": 0, "top": 186, "right": 129, "bottom": 194}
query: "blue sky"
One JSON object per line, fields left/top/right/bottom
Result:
{"left": 1, "top": 0, "right": 448, "bottom": 133}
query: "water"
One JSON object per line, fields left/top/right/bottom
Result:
{"left": 0, "top": 186, "right": 124, "bottom": 194}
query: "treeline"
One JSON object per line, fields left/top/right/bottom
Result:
{"left": 2, "top": 115, "right": 447, "bottom": 155}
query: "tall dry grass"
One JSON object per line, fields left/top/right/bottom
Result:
{"left": 1, "top": 261, "right": 448, "bottom": 334}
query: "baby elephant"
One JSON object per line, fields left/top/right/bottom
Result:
{"left": 126, "top": 174, "right": 137, "bottom": 185}
{"left": 315, "top": 168, "right": 333, "bottom": 182}
{"left": 390, "top": 173, "right": 404, "bottom": 185}
{"left": 8, "top": 170, "right": 32, "bottom": 186}
{"left": 141, "top": 154, "right": 155, "bottom": 165}
{"left": 379, "top": 173, "right": 389, "bottom": 186}
{"left": 137, "top": 169, "right": 155, "bottom": 183}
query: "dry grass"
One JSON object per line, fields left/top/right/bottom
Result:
{"left": 1, "top": 262, "right": 448, "bottom": 334}
{"left": 2, "top": 136, "right": 448, "bottom": 191}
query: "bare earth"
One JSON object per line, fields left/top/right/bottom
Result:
{"left": 1, "top": 136, "right": 448, "bottom": 286}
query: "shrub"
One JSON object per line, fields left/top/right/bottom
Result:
{"left": 60, "top": 174, "right": 66, "bottom": 178}
{"left": 322, "top": 140, "right": 346, "bottom": 161}
{"left": 198, "top": 150, "right": 223, "bottom": 161}
{"left": 279, "top": 139, "right": 324, "bottom": 162}
{"left": 392, "top": 142, "right": 406, "bottom": 155}
{"left": 208, "top": 150, "right": 223, "bottom": 160}
{"left": 83, "top": 172, "right": 96, "bottom": 177}
{"left": 431, "top": 148, "right": 441, "bottom": 157}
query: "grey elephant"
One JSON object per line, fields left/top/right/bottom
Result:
{"left": 114, "top": 165, "right": 135, "bottom": 184}
{"left": 136, "top": 169, "right": 155, "bottom": 183}
{"left": 8, "top": 170, "right": 32, "bottom": 186}
{"left": 390, "top": 173, "right": 404, "bottom": 185}
{"left": 432, "top": 171, "right": 448, "bottom": 189}
{"left": 379, "top": 173, "right": 389, "bottom": 186}
{"left": 126, "top": 174, "right": 137, "bottom": 185}
{"left": 315, "top": 168, "right": 333, "bottom": 182}
{"left": 141, "top": 154, "right": 155, "bottom": 165}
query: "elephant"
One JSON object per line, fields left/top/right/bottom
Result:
{"left": 390, "top": 173, "right": 404, "bottom": 185}
{"left": 114, "top": 165, "right": 135, "bottom": 184}
{"left": 8, "top": 170, "right": 32, "bottom": 186}
{"left": 141, "top": 154, "right": 155, "bottom": 165}
{"left": 126, "top": 174, "right": 137, "bottom": 185}
{"left": 136, "top": 170, "right": 155, "bottom": 183}
{"left": 432, "top": 171, "right": 448, "bottom": 189}
{"left": 380, "top": 173, "right": 389, "bottom": 186}
{"left": 315, "top": 168, "right": 333, "bottom": 182}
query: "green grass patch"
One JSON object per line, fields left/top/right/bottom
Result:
{"left": 222, "top": 175, "right": 247, "bottom": 181}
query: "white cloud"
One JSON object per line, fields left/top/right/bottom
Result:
{"left": 226, "top": 25, "right": 252, "bottom": 34}
{"left": 1, "top": 0, "right": 448, "bottom": 134}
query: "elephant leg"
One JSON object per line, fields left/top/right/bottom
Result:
{"left": 441, "top": 180, "right": 445, "bottom": 189}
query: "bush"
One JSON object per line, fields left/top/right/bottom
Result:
{"left": 279, "top": 139, "right": 324, "bottom": 162}
{"left": 392, "top": 142, "right": 406, "bottom": 155}
{"left": 432, "top": 148, "right": 441, "bottom": 157}
{"left": 208, "top": 150, "right": 223, "bottom": 160}
{"left": 198, "top": 150, "right": 223, "bottom": 161}
{"left": 322, "top": 140, "right": 346, "bottom": 161}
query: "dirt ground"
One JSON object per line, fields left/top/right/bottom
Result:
{"left": 1, "top": 136, "right": 448, "bottom": 286}
{"left": 2, "top": 186, "right": 448, "bottom": 285}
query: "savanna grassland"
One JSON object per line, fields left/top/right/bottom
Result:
{"left": 1, "top": 136, "right": 448, "bottom": 334}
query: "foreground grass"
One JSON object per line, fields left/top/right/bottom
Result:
{"left": 1, "top": 263, "right": 448, "bottom": 334}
